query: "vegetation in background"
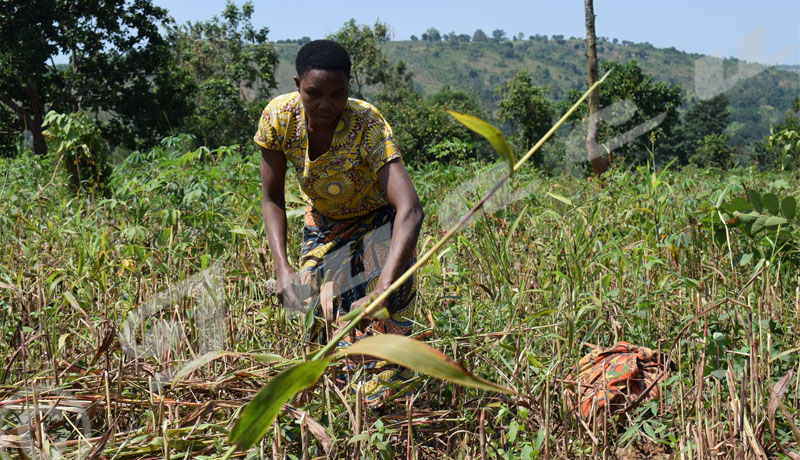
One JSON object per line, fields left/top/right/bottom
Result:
{"left": 167, "top": 1, "right": 279, "bottom": 148}
{"left": 379, "top": 84, "right": 488, "bottom": 164}
{"left": 565, "top": 60, "right": 684, "bottom": 165}
{"left": 670, "top": 94, "right": 732, "bottom": 165}
{"left": 43, "top": 111, "right": 110, "bottom": 193}
{"left": 496, "top": 70, "right": 555, "bottom": 168}
{"left": 0, "top": 0, "right": 194, "bottom": 156}
{"left": 327, "top": 19, "right": 393, "bottom": 99}
{"left": 764, "top": 97, "right": 800, "bottom": 171}
{"left": 690, "top": 132, "right": 734, "bottom": 169}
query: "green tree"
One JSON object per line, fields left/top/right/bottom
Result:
{"left": 689, "top": 133, "right": 734, "bottom": 169}
{"left": 473, "top": 29, "right": 489, "bottom": 42}
{"left": 497, "top": 70, "right": 554, "bottom": 168}
{"left": 425, "top": 27, "right": 442, "bottom": 42}
{"left": 492, "top": 29, "right": 507, "bottom": 41}
{"left": 168, "top": 1, "right": 278, "bottom": 147}
{"left": 672, "top": 94, "right": 731, "bottom": 164}
{"left": 567, "top": 60, "right": 684, "bottom": 165}
{"left": 328, "top": 19, "right": 391, "bottom": 100}
{"left": 379, "top": 85, "right": 486, "bottom": 164}
{"left": 0, "top": 0, "right": 193, "bottom": 156}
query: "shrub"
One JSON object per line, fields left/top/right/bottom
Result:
{"left": 689, "top": 133, "right": 734, "bottom": 169}
{"left": 43, "top": 111, "right": 110, "bottom": 194}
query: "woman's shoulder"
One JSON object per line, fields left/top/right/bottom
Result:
{"left": 343, "top": 98, "right": 388, "bottom": 124}
{"left": 265, "top": 92, "right": 302, "bottom": 114}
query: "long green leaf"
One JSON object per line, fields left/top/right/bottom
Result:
{"left": 448, "top": 111, "right": 514, "bottom": 176}
{"left": 334, "top": 335, "right": 514, "bottom": 394}
{"left": 171, "top": 350, "right": 236, "bottom": 387}
{"left": 229, "top": 359, "right": 328, "bottom": 450}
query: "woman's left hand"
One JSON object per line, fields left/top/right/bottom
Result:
{"left": 349, "top": 288, "right": 386, "bottom": 317}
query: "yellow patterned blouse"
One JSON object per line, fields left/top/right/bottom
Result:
{"left": 254, "top": 92, "right": 400, "bottom": 220}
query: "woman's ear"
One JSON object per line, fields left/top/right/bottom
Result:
{"left": 294, "top": 75, "right": 300, "bottom": 90}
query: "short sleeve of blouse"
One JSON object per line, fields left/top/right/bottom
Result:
{"left": 253, "top": 99, "right": 283, "bottom": 150}
{"left": 362, "top": 107, "right": 401, "bottom": 172}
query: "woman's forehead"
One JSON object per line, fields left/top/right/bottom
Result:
{"left": 300, "top": 69, "right": 349, "bottom": 87}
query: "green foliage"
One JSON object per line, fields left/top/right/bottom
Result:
{"left": 43, "top": 111, "right": 110, "bottom": 193}
{"left": 765, "top": 98, "right": 800, "bottom": 171}
{"left": 497, "top": 70, "right": 555, "bottom": 168}
{"left": 567, "top": 60, "right": 684, "bottom": 165}
{"left": 0, "top": 0, "right": 191, "bottom": 155}
{"left": 167, "top": 1, "right": 278, "bottom": 148}
{"left": 328, "top": 19, "right": 392, "bottom": 99}
{"left": 472, "top": 29, "right": 488, "bottom": 42}
{"left": 448, "top": 111, "right": 514, "bottom": 175}
{"left": 713, "top": 188, "right": 799, "bottom": 268}
{"left": 428, "top": 138, "right": 476, "bottom": 162}
{"left": 671, "top": 94, "right": 731, "bottom": 164}
{"left": 229, "top": 359, "right": 329, "bottom": 450}
{"left": 378, "top": 85, "right": 487, "bottom": 164}
{"left": 690, "top": 133, "right": 734, "bottom": 169}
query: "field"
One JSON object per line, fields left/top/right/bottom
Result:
{"left": 1, "top": 141, "right": 799, "bottom": 459}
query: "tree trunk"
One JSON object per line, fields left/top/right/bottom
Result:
{"left": 29, "top": 117, "right": 47, "bottom": 156}
{"left": 0, "top": 88, "right": 47, "bottom": 156}
{"left": 585, "top": 0, "right": 608, "bottom": 176}
{"left": 25, "top": 78, "right": 48, "bottom": 156}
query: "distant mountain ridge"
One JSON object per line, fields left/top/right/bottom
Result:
{"left": 272, "top": 38, "right": 799, "bottom": 149}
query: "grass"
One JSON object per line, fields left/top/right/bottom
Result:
{"left": 1, "top": 141, "right": 799, "bottom": 459}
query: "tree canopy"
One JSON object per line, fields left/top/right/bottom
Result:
{"left": 0, "top": 0, "right": 193, "bottom": 155}
{"left": 497, "top": 70, "right": 554, "bottom": 167}
{"left": 567, "top": 59, "right": 684, "bottom": 164}
{"left": 167, "top": 1, "right": 278, "bottom": 147}
{"left": 328, "top": 19, "right": 392, "bottom": 100}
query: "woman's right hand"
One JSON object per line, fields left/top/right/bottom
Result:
{"left": 276, "top": 269, "right": 310, "bottom": 311}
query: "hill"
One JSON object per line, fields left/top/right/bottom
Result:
{"left": 272, "top": 38, "right": 799, "bottom": 150}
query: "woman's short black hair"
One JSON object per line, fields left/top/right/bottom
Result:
{"left": 295, "top": 40, "right": 351, "bottom": 78}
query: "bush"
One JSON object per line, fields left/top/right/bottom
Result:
{"left": 765, "top": 98, "right": 800, "bottom": 171}
{"left": 428, "top": 138, "right": 476, "bottom": 163}
{"left": 379, "top": 86, "right": 487, "bottom": 164}
{"left": 689, "top": 133, "right": 734, "bottom": 169}
{"left": 43, "top": 111, "right": 110, "bottom": 194}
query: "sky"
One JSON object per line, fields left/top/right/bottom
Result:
{"left": 155, "top": 0, "right": 800, "bottom": 65}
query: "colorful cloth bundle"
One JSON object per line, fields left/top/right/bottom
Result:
{"left": 567, "top": 341, "right": 666, "bottom": 419}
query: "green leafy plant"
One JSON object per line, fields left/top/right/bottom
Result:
{"left": 714, "top": 187, "right": 799, "bottom": 267}
{"left": 43, "top": 111, "right": 110, "bottom": 193}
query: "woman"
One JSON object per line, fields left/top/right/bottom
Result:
{"left": 255, "top": 40, "right": 423, "bottom": 339}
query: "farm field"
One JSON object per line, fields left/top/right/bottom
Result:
{"left": 1, "top": 142, "right": 798, "bottom": 459}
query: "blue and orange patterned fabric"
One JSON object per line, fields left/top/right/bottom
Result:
{"left": 299, "top": 204, "right": 415, "bottom": 329}
{"left": 300, "top": 204, "right": 417, "bottom": 406}
{"left": 254, "top": 92, "right": 400, "bottom": 220}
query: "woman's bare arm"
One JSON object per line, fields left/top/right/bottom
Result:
{"left": 372, "top": 158, "right": 424, "bottom": 294}
{"left": 260, "top": 147, "right": 303, "bottom": 308}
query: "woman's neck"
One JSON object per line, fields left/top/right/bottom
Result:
{"left": 307, "top": 120, "right": 336, "bottom": 161}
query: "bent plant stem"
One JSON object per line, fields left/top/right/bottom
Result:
{"left": 311, "top": 70, "right": 611, "bottom": 361}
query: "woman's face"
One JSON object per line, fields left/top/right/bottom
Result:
{"left": 295, "top": 69, "right": 349, "bottom": 131}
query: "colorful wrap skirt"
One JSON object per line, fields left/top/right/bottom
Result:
{"left": 299, "top": 204, "right": 415, "bottom": 337}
